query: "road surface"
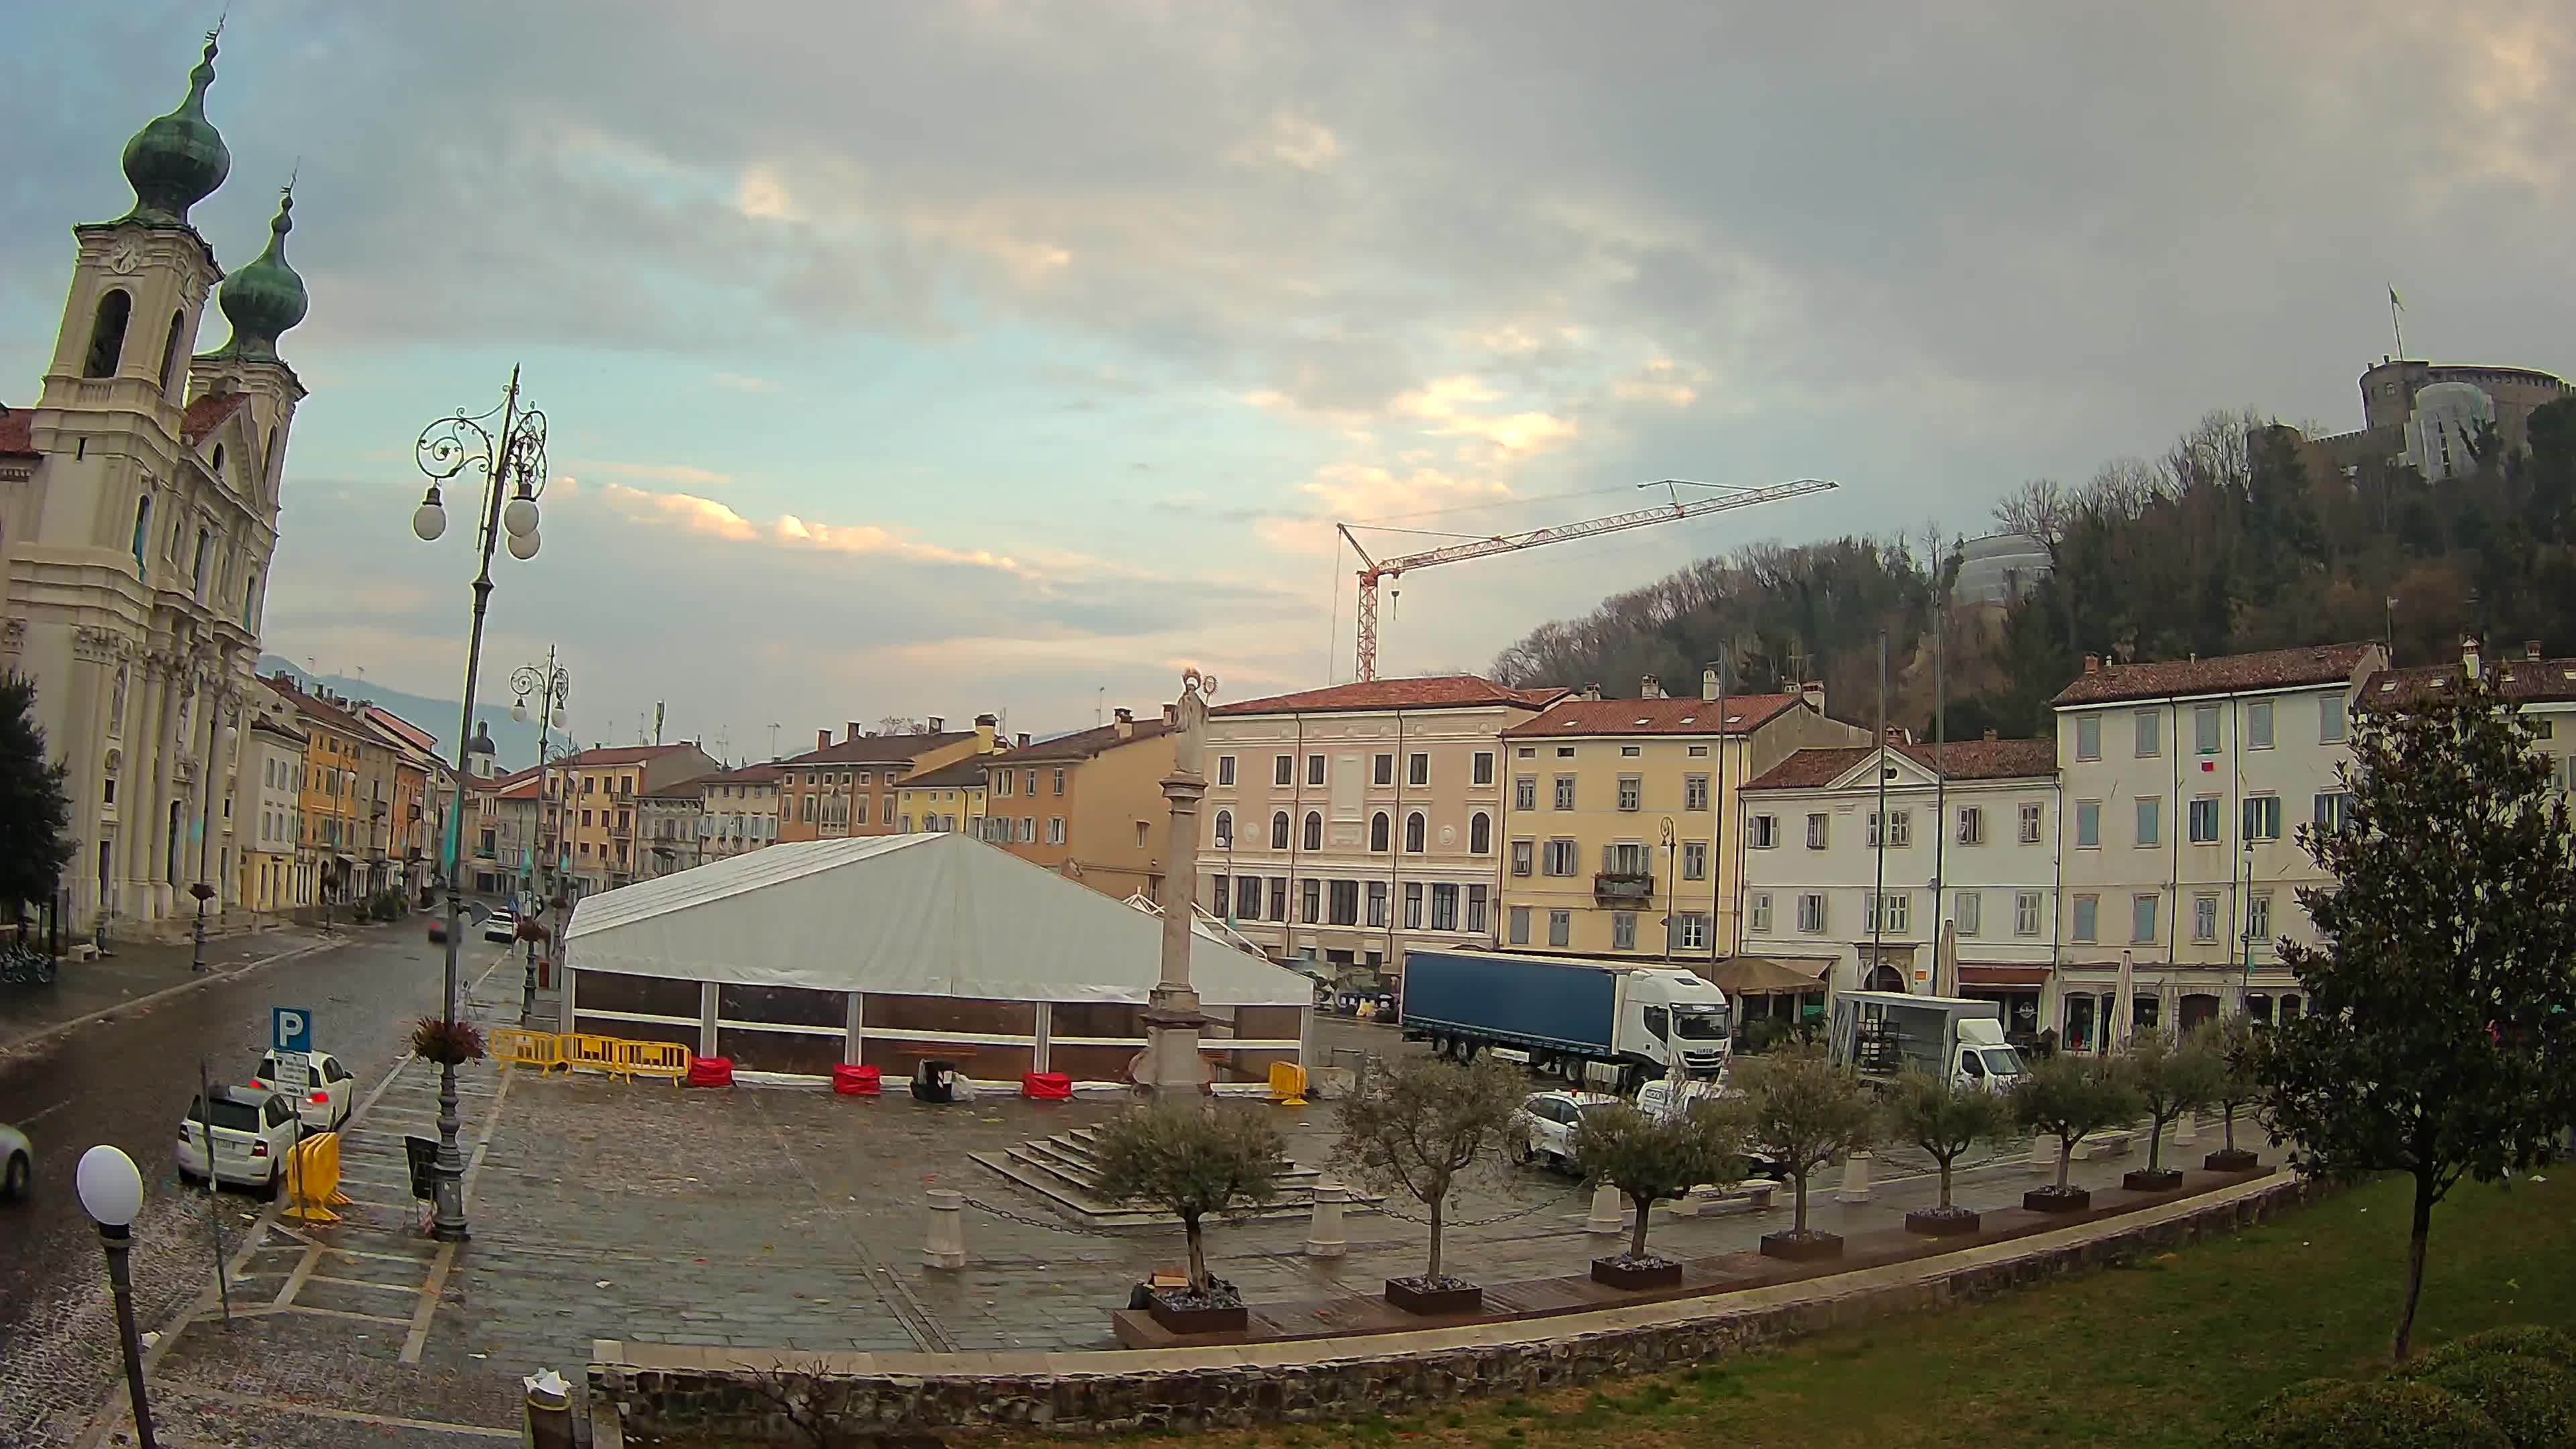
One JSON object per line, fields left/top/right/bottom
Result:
{"left": 0, "top": 922, "right": 516, "bottom": 1444}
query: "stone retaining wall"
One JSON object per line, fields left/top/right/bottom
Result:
{"left": 592, "top": 1174, "right": 2322, "bottom": 1443}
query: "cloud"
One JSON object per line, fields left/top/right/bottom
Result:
{"left": 708, "top": 372, "right": 777, "bottom": 392}
{"left": 574, "top": 460, "right": 735, "bottom": 489}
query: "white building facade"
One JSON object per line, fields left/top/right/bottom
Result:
{"left": 2049, "top": 643, "right": 2386, "bottom": 1048}
{"left": 1738, "top": 738, "right": 2061, "bottom": 1042}
{"left": 0, "top": 34, "right": 309, "bottom": 931}
{"left": 1202, "top": 676, "right": 1566, "bottom": 987}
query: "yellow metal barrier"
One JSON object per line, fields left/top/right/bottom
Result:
{"left": 488, "top": 1028, "right": 564, "bottom": 1071}
{"left": 618, "top": 1039, "right": 692, "bottom": 1087}
{"left": 282, "top": 1132, "right": 345, "bottom": 1224}
{"left": 1268, "top": 1061, "right": 1309, "bottom": 1106}
{"left": 563, "top": 1033, "right": 627, "bottom": 1079}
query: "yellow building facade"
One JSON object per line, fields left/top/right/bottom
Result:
{"left": 1497, "top": 676, "right": 1865, "bottom": 961}
{"left": 894, "top": 758, "right": 989, "bottom": 835}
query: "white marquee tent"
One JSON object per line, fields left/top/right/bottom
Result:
{"left": 559, "top": 832, "right": 1313, "bottom": 1081}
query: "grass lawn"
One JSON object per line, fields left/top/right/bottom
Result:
{"left": 1003, "top": 1171, "right": 2573, "bottom": 1449}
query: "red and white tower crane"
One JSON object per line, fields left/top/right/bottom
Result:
{"left": 1335, "top": 477, "right": 1839, "bottom": 682}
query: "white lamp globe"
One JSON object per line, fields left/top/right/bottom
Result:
{"left": 506, "top": 528, "right": 540, "bottom": 561}
{"left": 512, "top": 698, "right": 528, "bottom": 723}
{"left": 412, "top": 496, "right": 447, "bottom": 543}
{"left": 76, "top": 1144, "right": 144, "bottom": 1228}
{"left": 550, "top": 707, "right": 566, "bottom": 728}
{"left": 502, "top": 493, "right": 540, "bottom": 539}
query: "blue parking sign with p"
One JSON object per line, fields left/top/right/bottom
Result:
{"left": 272, "top": 1006, "right": 312, "bottom": 1055}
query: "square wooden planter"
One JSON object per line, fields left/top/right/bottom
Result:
{"left": 1759, "top": 1230, "right": 1845, "bottom": 1261}
{"left": 1144, "top": 1294, "right": 1248, "bottom": 1335}
{"left": 1383, "top": 1277, "right": 1483, "bottom": 1316}
{"left": 1904, "top": 1208, "right": 1982, "bottom": 1238}
{"left": 2023, "top": 1187, "right": 2092, "bottom": 1214}
{"left": 2122, "top": 1167, "right": 2185, "bottom": 1192}
{"left": 2204, "top": 1148, "right": 2260, "bottom": 1173}
{"left": 1590, "top": 1255, "right": 1684, "bottom": 1289}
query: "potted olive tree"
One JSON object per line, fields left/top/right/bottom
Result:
{"left": 2009, "top": 1051, "right": 2139, "bottom": 1213}
{"left": 1331, "top": 1054, "right": 1523, "bottom": 1314}
{"left": 1091, "top": 1102, "right": 1285, "bottom": 1333}
{"left": 2123, "top": 1026, "right": 2223, "bottom": 1191}
{"left": 1734, "top": 1044, "right": 1876, "bottom": 1260}
{"left": 1571, "top": 1096, "right": 1746, "bottom": 1288}
{"left": 1882, "top": 1068, "right": 2015, "bottom": 1236}
{"left": 2202, "top": 1016, "right": 2264, "bottom": 1172}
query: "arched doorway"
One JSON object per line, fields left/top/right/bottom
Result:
{"left": 1866, "top": 961, "right": 1908, "bottom": 992}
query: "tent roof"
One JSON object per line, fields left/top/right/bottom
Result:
{"left": 564, "top": 832, "right": 1313, "bottom": 1008}
{"left": 1707, "top": 955, "right": 1833, "bottom": 996}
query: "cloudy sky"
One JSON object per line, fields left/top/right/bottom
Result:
{"left": 5, "top": 3, "right": 2568, "bottom": 759}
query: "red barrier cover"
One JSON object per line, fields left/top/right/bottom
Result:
{"left": 1021, "top": 1071, "right": 1072, "bottom": 1100}
{"left": 686, "top": 1056, "right": 735, "bottom": 1087}
{"left": 831, "top": 1062, "right": 881, "bottom": 1095}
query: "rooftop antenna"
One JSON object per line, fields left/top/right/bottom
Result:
{"left": 2389, "top": 285, "right": 2406, "bottom": 358}
{"left": 767, "top": 722, "right": 780, "bottom": 760}
{"left": 652, "top": 700, "right": 665, "bottom": 746}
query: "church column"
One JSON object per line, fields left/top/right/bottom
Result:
{"left": 122, "top": 659, "right": 168, "bottom": 916}
{"left": 58, "top": 634, "right": 109, "bottom": 923}
{"left": 147, "top": 654, "right": 190, "bottom": 920}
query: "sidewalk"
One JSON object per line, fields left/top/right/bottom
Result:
{"left": 0, "top": 921, "right": 343, "bottom": 1056}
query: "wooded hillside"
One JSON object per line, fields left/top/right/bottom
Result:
{"left": 1490, "top": 398, "right": 2576, "bottom": 738}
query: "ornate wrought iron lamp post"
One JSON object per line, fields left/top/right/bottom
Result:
{"left": 511, "top": 651, "right": 571, "bottom": 1021}
{"left": 409, "top": 368, "right": 550, "bottom": 1241}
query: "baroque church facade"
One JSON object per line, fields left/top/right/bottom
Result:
{"left": 0, "top": 31, "right": 310, "bottom": 930}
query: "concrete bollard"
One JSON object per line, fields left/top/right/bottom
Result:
{"left": 1586, "top": 1183, "right": 1624, "bottom": 1236}
{"left": 924, "top": 1189, "right": 966, "bottom": 1270}
{"left": 2174, "top": 1111, "right": 2198, "bottom": 1146}
{"left": 523, "top": 1370, "right": 574, "bottom": 1449}
{"left": 1304, "top": 1180, "right": 1349, "bottom": 1258}
{"left": 1834, "top": 1150, "right": 1873, "bottom": 1205}
{"left": 2027, "top": 1133, "right": 2055, "bottom": 1175}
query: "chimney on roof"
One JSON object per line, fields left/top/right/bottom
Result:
{"left": 817, "top": 728, "right": 830, "bottom": 751}
{"left": 2083, "top": 653, "right": 2100, "bottom": 676}
{"left": 1161, "top": 702, "right": 1178, "bottom": 726}
{"left": 2528, "top": 640, "right": 2544, "bottom": 661}
{"left": 1984, "top": 729, "right": 2000, "bottom": 741}
{"left": 847, "top": 721, "right": 864, "bottom": 743}
{"left": 1800, "top": 680, "right": 1825, "bottom": 713}
{"left": 1016, "top": 732, "right": 1031, "bottom": 748}
{"left": 1582, "top": 682, "right": 1603, "bottom": 701}
{"left": 928, "top": 716, "right": 945, "bottom": 733}
{"left": 1701, "top": 667, "right": 1720, "bottom": 702}
{"left": 973, "top": 713, "right": 997, "bottom": 750}
{"left": 1114, "top": 706, "right": 1134, "bottom": 739}
{"left": 2463, "top": 633, "right": 2481, "bottom": 682}
{"left": 1640, "top": 674, "right": 1663, "bottom": 699}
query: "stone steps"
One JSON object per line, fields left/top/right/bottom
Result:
{"left": 971, "top": 1130, "right": 1375, "bottom": 1230}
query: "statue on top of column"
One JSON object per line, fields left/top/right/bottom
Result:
{"left": 1171, "top": 667, "right": 1218, "bottom": 780}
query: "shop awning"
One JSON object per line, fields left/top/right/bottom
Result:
{"left": 1708, "top": 955, "right": 1832, "bottom": 996}
{"left": 1958, "top": 965, "right": 2052, "bottom": 987}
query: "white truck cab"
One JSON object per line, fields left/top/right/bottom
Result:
{"left": 1625, "top": 970, "right": 1735, "bottom": 1079}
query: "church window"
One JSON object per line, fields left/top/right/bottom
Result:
{"left": 193, "top": 527, "right": 211, "bottom": 596}
{"left": 130, "top": 496, "right": 152, "bottom": 571}
{"left": 85, "top": 289, "right": 131, "bottom": 377}
{"left": 156, "top": 310, "right": 185, "bottom": 396}
{"left": 211, "top": 443, "right": 225, "bottom": 480}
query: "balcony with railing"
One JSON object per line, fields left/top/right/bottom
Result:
{"left": 1593, "top": 871, "right": 1654, "bottom": 904}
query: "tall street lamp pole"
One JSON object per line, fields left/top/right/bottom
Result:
{"left": 512, "top": 651, "right": 570, "bottom": 1022}
{"left": 411, "top": 367, "right": 551, "bottom": 1242}
{"left": 1141, "top": 668, "right": 1216, "bottom": 1095}
{"left": 76, "top": 1145, "right": 156, "bottom": 1449}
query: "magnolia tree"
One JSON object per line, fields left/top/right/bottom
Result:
{"left": 2255, "top": 667, "right": 2576, "bottom": 1361}
{"left": 1571, "top": 1097, "right": 1748, "bottom": 1264}
{"left": 2125, "top": 1027, "right": 2224, "bottom": 1177}
{"left": 1732, "top": 1044, "right": 1875, "bottom": 1240}
{"left": 1882, "top": 1068, "right": 2016, "bottom": 1218}
{"left": 1092, "top": 1102, "right": 1286, "bottom": 1301}
{"left": 1330, "top": 1055, "right": 1524, "bottom": 1288}
{"left": 2010, "top": 1052, "right": 2140, "bottom": 1197}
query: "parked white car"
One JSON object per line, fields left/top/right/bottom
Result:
{"left": 175, "top": 1086, "right": 300, "bottom": 1195}
{"left": 251, "top": 1051, "right": 356, "bottom": 1132}
{"left": 1511, "top": 1089, "right": 1623, "bottom": 1173}
{"left": 483, "top": 908, "right": 519, "bottom": 944}
{"left": 0, "top": 1121, "right": 29, "bottom": 1201}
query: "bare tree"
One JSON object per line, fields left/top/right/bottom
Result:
{"left": 1330, "top": 1055, "right": 1523, "bottom": 1287}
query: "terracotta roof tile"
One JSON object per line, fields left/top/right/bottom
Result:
{"left": 2050, "top": 643, "right": 2379, "bottom": 707}
{"left": 262, "top": 675, "right": 369, "bottom": 736}
{"left": 1743, "top": 737, "right": 2057, "bottom": 792}
{"left": 698, "top": 763, "right": 783, "bottom": 785}
{"left": 903, "top": 758, "right": 991, "bottom": 789}
{"left": 2364, "top": 653, "right": 2576, "bottom": 707}
{"left": 1213, "top": 675, "right": 1568, "bottom": 717}
{"left": 777, "top": 730, "right": 976, "bottom": 766}
{"left": 1501, "top": 694, "right": 1805, "bottom": 739}
{"left": 180, "top": 391, "right": 252, "bottom": 445}
{"left": 989, "top": 718, "right": 1173, "bottom": 762}
{"left": 561, "top": 743, "right": 699, "bottom": 768}
{"left": 0, "top": 406, "right": 34, "bottom": 458}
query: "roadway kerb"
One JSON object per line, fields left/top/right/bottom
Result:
{"left": 1, "top": 930, "right": 352, "bottom": 1063}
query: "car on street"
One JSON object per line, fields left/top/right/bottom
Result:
{"left": 426, "top": 916, "right": 448, "bottom": 945}
{"left": 250, "top": 1051, "right": 356, "bottom": 1132}
{"left": 1512, "top": 1089, "right": 1623, "bottom": 1173}
{"left": 174, "top": 1085, "right": 301, "bottom": 1196}
{"left": 0, "top": 1121, "right": 29, "bottom": 1201}
{"left": 483, "top": 908, "right": 518, "bottom": 944}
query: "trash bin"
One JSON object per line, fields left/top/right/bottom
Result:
{"left": 523, "top": 1369, "right": 573, "bottom": 1449}
{"left": 910, "top": 1059, "right": 956, "bottom": 1104}
{"left": 404, "top": 1136, "right": 438, "bottom": 1204}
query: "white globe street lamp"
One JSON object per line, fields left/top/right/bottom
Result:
{"left": 76, "top": 1144, "right": 158, "bottom": 1448}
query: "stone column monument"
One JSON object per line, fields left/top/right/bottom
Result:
{"left": 1140, "top": 668, "right": 1216, "bottom": 1096}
